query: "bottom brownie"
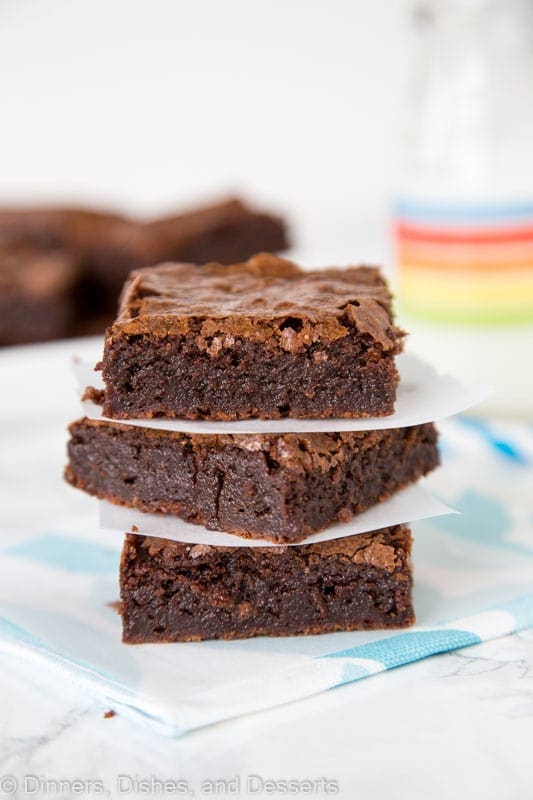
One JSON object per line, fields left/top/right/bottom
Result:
{"left": 120, "top": 526, "right": 414, "bottom": 643}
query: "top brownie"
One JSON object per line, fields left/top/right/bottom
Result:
{"left": 99, "top": 253, "right": 404, "bottom": 420}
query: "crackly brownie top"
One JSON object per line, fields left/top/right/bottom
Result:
{"left": 109, "top": 253, "right": 402, "bottom": 351}
{"left": 73, "top": 417, "right": 434, "bottom": 474}
{"left": 132, "top": 526, "right": 409, "bottom": 572}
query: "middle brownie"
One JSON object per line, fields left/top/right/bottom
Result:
{"left": 66, "top": 419, "right": 439, "bottom": 543}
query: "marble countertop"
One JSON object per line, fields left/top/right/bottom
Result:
{"left": 1, "top": 628, "right": 532, "bottom": 800}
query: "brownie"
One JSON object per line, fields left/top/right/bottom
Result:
{"left": 143, "top": 197, "right": 288, "bottom": 267}
{"left": 0, "top": 205, "right": 143, "bottom": 282}
{"left": 0, "top": 206, "right": 127, "bottom": 251}
{"left": 0, "top": 198, "right": 289, "bottom": 345}
{"left": 99, "top": 254, "right": 404, "bottom": 420}
{"left": 0, "top": 207, "right": 151, "bottom": 342}
{"left": 66, "top": 419, "right": 438, "bottom": 543}
{"left": 0, "top": 243, "right": 80, "bottom": 345}
{"left": 120, "top": 526, "right": 415, "bottom": 642}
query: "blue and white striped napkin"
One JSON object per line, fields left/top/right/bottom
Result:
{"left": 0, "top": 417, "right": 532, "bottom": 737}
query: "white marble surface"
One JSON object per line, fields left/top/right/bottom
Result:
{"left": 1, "top": 629, "right": 532, "bottom": 800}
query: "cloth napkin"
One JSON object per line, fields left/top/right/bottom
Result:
{"left": 0, "top": 417, "right": 532, "bottom": 737}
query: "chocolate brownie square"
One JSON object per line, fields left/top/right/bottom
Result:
{"left": 99, "top": 254, "right": 404, "bottom": 420}
{"left": 120, "top": 526, "right": 415, "bottom": 642}
{"left": 66, "top": 419, "right": 438, "bottom": 543}
{"left": 0, "top": 243, "right": 80, "bottom": 345}
{"left": 0, "top": 207, "right": 148, "bottom": 344}
{"left": 143, "top": 197, "right": 288, "bottom": 266}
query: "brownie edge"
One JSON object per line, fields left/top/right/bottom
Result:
{"left": 120, "top": 526, "right": 415, "bottom": 643}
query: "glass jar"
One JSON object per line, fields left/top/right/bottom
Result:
{"left": 394, "top": 0, "right": 533, "bottom": 417}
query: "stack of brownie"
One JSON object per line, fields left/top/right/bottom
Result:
{"left": 66, "top": 254, "right": 440, "bottom": 642}
{"left": 0, "top": 197, "right": 287, "bottom": 345}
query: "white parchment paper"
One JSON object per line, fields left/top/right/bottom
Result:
{"left": 75, "top": 352, "right": 490, "bottom": 434}
{"left": 99, "top": 481, "right": 456, "bottom": 547}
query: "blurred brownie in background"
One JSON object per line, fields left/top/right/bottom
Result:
{"left": 0, "top": 197, "right": 288, "bottom": 346}
{"left": 144, "top": 197, "right": 288, "bottom": 266}
{"left": 0, "top": 207, "right": 152, "bottom": 323}
{"left": 0, "top": 243, "right": 80, "bottom": 345}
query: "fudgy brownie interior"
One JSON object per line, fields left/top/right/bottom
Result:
{"left": 120, "top": 526, "right": 415, "bottom": 642}
{"left": 66, "top": 419, "right": 439, "bottom": 542}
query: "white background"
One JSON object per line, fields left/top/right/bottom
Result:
{"left": 0, "top": 0, "right": 411, "bottom": 262}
